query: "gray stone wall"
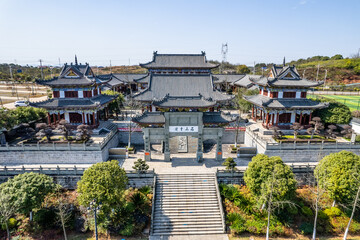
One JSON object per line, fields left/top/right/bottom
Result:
{"left": 118, "top": 131, "right": 144, "bottom": 145}
{"left": 0, "top": 174, "right": 154, "bottom": 190}
{"left": 0, "top": 151, "right": 104, "bottom": 165}
{"left": 265, "top": 148, "right": 360, "bottom": 162}
{"left": 222, "top": 130, "right": 245, "bottom": 144}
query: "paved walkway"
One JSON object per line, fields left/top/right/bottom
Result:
{"left": 149, "top": 234, "right": 229, "bottom": 240}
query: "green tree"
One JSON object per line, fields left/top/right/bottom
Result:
{"left": 244, "top": 154, "right": 297, "bottom": 206}
{"left": 312, "top": 100, "right": 352, "bottom": 124}
{"left": 77, "top": 160, "right": 128, "bottom": 216}
{"left": 236, "top": 65, "right": 250, "bottom": 74}
{"left": 132, "top": 158, "right": 150, "bottom": 173}
{"left": 0, "top": 194, "right": 17, "bottom": 240}
{"left": 222, "top": 157, "right": 237, "bottom": 171}
{"left": 331, "top": 54, "right": 343, "bottom": 60}
{"left": 0, "top": 172, "right": 56, "bottom": 218}
{"left": 102, "top": 90, "right": 124, "bottom": 118}
{"left": 315, "top": 151, "right": 360, "bottom": 204}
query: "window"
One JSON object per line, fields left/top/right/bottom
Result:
{"left": 93, "top": 89, "right": 98, "bottom": 96}
{"left": 283, "top": 92, "right": 296, "bottom": 98}
{"left": 64, "top": 91, "right": 78, "bottom": 98}
{"left": 271, "top": 92, "right": 278, "bottom": 98}
{"left": 263, "top": 89, "right": 268, "bottom": 96}
{"left": 53, "top": 91, "right": 59, "bottom": 98}
{"left": 301, "top": 92, "right": 307, "bottom": 98}
{"left": 83, "top": 91, "right": 92, "bottom": 98}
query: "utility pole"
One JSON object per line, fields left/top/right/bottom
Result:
{"left": 9, "top": 64, "right": 13, "bottom": 80}
{"left": 39, "top": 59, "right": 44, "bottom": 80}
{"left": 324, "top": 69, "right": 328, "bottom": 88}
{"left": 316, "top": 64, "right": 320, "bottom": 81}
{"left": 220, "top": 43, "right": 228, "bottom": 74}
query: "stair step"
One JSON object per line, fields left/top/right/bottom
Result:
{"left": 153, "top": 226, "right": 223, "bottom": 231}
{"left": 155, "top": 203, "right": 219, "bottom": 207}
{"left": 152, "top": 230, "right": 224, "bottom": 235}
{"left": 154, "top": 223, "right": 222, "bottom": 228}
{"left": 154, "top": 217, "right": 222, "bottom": 222}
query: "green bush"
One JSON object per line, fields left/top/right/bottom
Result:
{"left": 323, "top": 207, "right": 342, "bottom": 217}
{"left": 287, "top": 206, "right": 299, "bottom": 215}
{"left": 300, "top": 222, "right": 313, "bottom": 235}
{"left": 119, "top": 223, "right": 134, "bottom": 236}
{"left": 318, "top": 210, "right": 329, "bottom": 220}
{"left": 301, "top": 206, "right": 313, "bottom": 217}
{"left": 8, "top": 218, "right": 17, "bottom": 229}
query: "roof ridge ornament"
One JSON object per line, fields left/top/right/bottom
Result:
{"left": 75, "top": 55, "right": 78, "bottom": 65}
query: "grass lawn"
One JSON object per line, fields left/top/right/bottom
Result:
{"left": 310, "top": 94, "right": 360, "bottom": 112}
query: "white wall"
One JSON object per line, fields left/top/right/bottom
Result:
{"left": 290, "top": 112, "right": 296, "bottom": 123}
{"left": 64, "top": 112, "right": 70, "bottom": 122}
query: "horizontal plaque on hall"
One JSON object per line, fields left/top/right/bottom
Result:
{"left": 169, "top": 126, "right": 198, "bottom": 133}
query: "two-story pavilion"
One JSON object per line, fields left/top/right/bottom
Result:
{"left": 244, "top": 64, "right": 328, "bottom": 129}
{"left": 132, "top": 52, "right": 235, "bottom": 161}
{"left": 30, "top": 58, "right": 117, "bottom": 127}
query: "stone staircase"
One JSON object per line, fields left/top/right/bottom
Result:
{"left": 151, "top": 173, "right": 225, "bottom": 236}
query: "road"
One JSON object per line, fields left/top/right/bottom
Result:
{"left": 1, "top": 95, "right": 48, "bottom": 109}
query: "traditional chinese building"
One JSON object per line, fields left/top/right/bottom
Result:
{"left": 30, "top": 57, "right": 117, "bottom": 127}
{"left": 244, "top": 64, "right": 328, "bottom": 129}
{"left": 132, "top": 51, "right": 235, "bottom": 161}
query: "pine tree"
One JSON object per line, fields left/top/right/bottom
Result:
{"left": 133, "top": 158, "right": 150, "bottom": 173}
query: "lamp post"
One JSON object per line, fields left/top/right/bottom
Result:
{"left": 87, "top": 199, "right": 101, "bottom": 240}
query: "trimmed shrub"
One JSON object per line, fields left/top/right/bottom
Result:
{"left": 323, "top": 207, "right": 342, "bottom": 217}
{"left": 301, "top": 206, "right": 313, "bottom": 217}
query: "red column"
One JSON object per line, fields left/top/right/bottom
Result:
{"left": 271, "top": 113, "right": 275, "bottom": 125}
{"left": 92, "top": 112, "right": 95, "bottom": 126}
{"left": 52, "top": 114, "right": 56, "bottom": 123}
{"left": 252, "top": 105, "right": 254, "bottom": 119}
{"left": 82, "top": 112, "right": 85, "bottom": 124}
{"left": 260, "top": 110, "right": 263, "bottom": 120}
{"left": 255, "top": 108, "right": 257, "bottom": 121}
{"left": 86, "top": 114, "right": 90, "bottom": 125}
{"left": 266, "top": 113, "right": 270, "bottom": 127}
{"left": 47, "top": 113, "right": 51, "bottom": 125}
{"left": 299, "top": 113, "right": 303, "bottom": 125}
{"left": 309, "top": 112, "right": 312, "bottom": 124}
{"left": 57, "top": 112, "right": 60, "bottom": 122}
{"left": 276, "top": 112, "right": 279, "bottom": 126}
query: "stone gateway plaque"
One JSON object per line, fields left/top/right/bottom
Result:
{"left": 178, "top": 136, "right": 188, "bottom": 153}
{"left": 169, "top": 126, "right": 198, "bottom": 133}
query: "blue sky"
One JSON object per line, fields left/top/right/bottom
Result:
{"left": 0, "top": 0, "right": 359, "bottom": 66}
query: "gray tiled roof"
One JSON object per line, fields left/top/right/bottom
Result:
{"left": 252, "top": 76, "right": 324, "bottom": 88}
{"left": 112, "top": 73, "right": 148, "bottom": 83}
{"left": 244, "top": 94, "right": 328, "bottom": 109}
{"left": 29, "top": 94, "right": 116, "bottom": 110}
{"left": 153, "top": 95, "right": 216, "bottom": 108}
{"left": 140, "top": 52, "right": 219, "bottom": 69}
{"left": 212, "top": 74, "right": 245, "bottom": 85}
{"left": 203, "top": 112, "right": 236, "bottom": 123}
{"left": 132, "top": 111, "right": 235, "bottom": 124}
{"left": 132, "top": 111, "right": 165, "bottom": 124}
{"left": 233, "top": 75, "right": 261, "bottom": 88}
{"left": 132, "top": 74, "right": 233, "bottom": 107}
{"left": 37, "top": 62, "right": 110, "bottom": 87}
{"left": 250, "top": 65, "right": 323, "bottom": 88}
{"left": 133, "top": 74, "right": 150, "bottom": 84}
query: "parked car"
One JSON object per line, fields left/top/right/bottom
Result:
{"left": 14, "top": 100, "right": 29, "bottom": 107}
